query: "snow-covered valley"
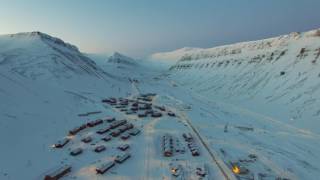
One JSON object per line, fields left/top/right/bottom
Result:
{"left": 1, "top": 30, "right": 320, "bottom": 180}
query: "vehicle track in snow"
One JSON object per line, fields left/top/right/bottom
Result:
{"left": 174, "top": 110, "right": 236, "bottom": 180}
{"left": 130, "top": 82, "right": 158, "bottom": 180}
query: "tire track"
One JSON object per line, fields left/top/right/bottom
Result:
{"left": 177, "top": 111, "right": 236, "bottom": 180}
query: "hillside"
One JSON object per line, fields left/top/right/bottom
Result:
{"left": 0, "top": 32, "right": 132, "bottom": 180}
{"left": 167, "top": 29, "right": 320, "bottom": 134}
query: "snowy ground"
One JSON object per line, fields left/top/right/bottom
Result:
{"left": 1, "top": 57, "right": 320, "bottom": 180}
{"left": 136, "top": 72, "right": 320, "bottom": 180}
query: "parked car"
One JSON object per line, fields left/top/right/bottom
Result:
{"left": 162, "top": 134, "right": 173, "bottom": 157}
{"left": 182, "top": 133, "right": 193, "bottom": 142}
{"left": 191, "top": 149, "right": 200, "bottom": 156}
{"left": 151, "top": 111, "right": 162, "bottom": 118}
{"left": 102, "top": 98, "right": 116, "bottom": 104}
{"left": 138, "top": 112, "right": 147, "bottom": 118}
{"left": 163, "top": 147, "right": 173, "bottom": 157}
{"left": 196, "top": 167, "right": 207, "bottom": 177}
{"left": 167, "top": 111, "right": 176, "bottom": 117}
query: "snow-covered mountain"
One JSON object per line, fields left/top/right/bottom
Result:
{"left": 167, "top": 28, "right": 320, "bottom": 134}
{"left": 0, "top": 32, "right": 109, "bottom": 80}
{"left": 88, "top": 52, "right": 151, "bottom": 82}
{"left": 107, "top": 52, "right": 138, "bottom": 66}
{"left": 0, "top": 32, "right": 132, "bottom": 180}
{"left": 150, "top": 47, "right": 202, "bottom": 61}
{"left": 149, "top": 47, "right": 203, "bottom": 69}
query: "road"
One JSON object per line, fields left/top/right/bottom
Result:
{"left": 131, "top": 81, "right": 236, "bottom": 180}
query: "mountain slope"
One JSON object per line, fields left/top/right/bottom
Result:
{"left": 0, "top": 32, "right": 132, "bottom": 180}
{"left": 167, "top": 29, "right": 320, "bottom": 134}
{"left": 0, "top": 32, "right": 108, "bottom": 81}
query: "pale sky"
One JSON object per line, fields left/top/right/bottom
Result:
{"left": 0, "top": 0, "right": 319, "bottom": 58}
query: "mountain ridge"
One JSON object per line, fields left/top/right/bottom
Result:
{"left": 0, "top": 31, "right": 108, "bottom": 81}
{"left": 150, "top": 28, "right": 320, "bottom": 65}
{"left": 107, "top": 52, "right": 138, "bottom": 66}
{"left": 4, "top": 31, "right": 80, "bottom": 52}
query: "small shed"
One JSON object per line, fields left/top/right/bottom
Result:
{"left": 128, "top": 128, "right": 140, "bottom": 136}
{"left": 81, "top": 136, "right": 92, "bottom": 143}
{"left": 44, "top": 165, "right": 71, "bottom": 180}
{"left": 120, "top": 133, "right": 130, "bottom": 140}
{"left": 115, "top": 153, "right": 131, "bottom": 163}
{"left": 54, "top": 138, "right": 70, "bottom": 148}
{"left": 102, "top": 135, "right": 112, "bottom": 142}
{"left": 118, "top": 144, "right": 130, "bottom": 151}
{"left": 96, "top": 162, "right": 115, "bottom": 174}
{"left": 94, "top": 145, "right": 106, "bottom": 153}
{"left": 70, "top": 148, "right": 83, "bottom": 156}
